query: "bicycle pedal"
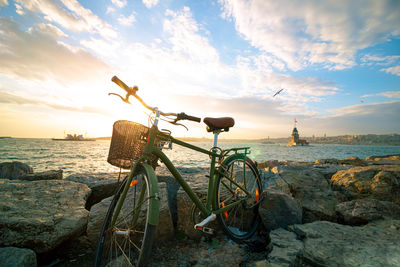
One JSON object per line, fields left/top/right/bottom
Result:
{"left": 194, "top": 213, "right": 216, "bottom": 235}
{"left": 194, "top": 225, "right": 214, "bottom": 235}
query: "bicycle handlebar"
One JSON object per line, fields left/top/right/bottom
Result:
{"left": 110, "top": 76, "right": 201, "bottom": 123}
{"left": 111, "top": 76, "right": 138, "bottom": 96}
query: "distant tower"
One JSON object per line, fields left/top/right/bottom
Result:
{"left": 288, "top": 118, "right": 309, "bottom": 146}
{"left": 291, "top": 126, "right": 300, "bottom": 143}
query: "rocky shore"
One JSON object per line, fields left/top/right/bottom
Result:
{"left": 0, "top": 154, "right": 399, "bottom": 266}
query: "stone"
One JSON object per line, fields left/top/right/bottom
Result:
{"left": 20, "top": 169, "right": 63, "bottom": 181}
{"left": 87, "top": 182, "right": 174, "bottom": 247}
{"left": 258, "top": 190, "right": 302, "bottom": 231}
{"left": 315, "top": 158, "right": 339, "bottom": 164}
{"left": 65, "top": 172, "right": 123, "bottom": 209}
{"left": 336, "top": 198, "right": 400, "bottom": 225}
{"left": 289, "top": 220, "right": 400, "bottom": 267}
{"left": 271, "top": 165, "right": 339, "bottom": 223}
{"left": 0, "top": 247, "right": 37, "bottom": 267}
{"left": 339, "top": 157, "right": 368, "bottom": 166}
{"left": 331, "top": 165, "right": 400, "bottom": 204}
{"left": 366, "top": 154, "right": 400, "bottom": 161}
{"left": 267, "top": 228, "right": 303, "bottom": 267}
{"left": 0, "top": 161, "right": 33, "bottom": 179}
{"left": 366, "top": 154, "right": 400, "bottom": 165}
{"left": 0, "top": 179, "right": 90, "bottom": 253}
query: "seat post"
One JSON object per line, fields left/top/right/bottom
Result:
{"left": 213, "top": 132, "right": 219, "bottom": 151}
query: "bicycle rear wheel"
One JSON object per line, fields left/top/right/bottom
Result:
{"left": 215, "top": 154, "right": 262, "bottom": 242}
{"left": 94, "top": 167, "right": 155, "bottom": 267}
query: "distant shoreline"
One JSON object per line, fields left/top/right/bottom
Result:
{"left": 2, "top": 133, "right": 399, "bottom": 146}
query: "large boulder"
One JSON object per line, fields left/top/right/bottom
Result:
{"left": 335, "top": 198, "right": 400, "bottom": 225}
{"left": 0, "top": 247, "right": 37, "bottom": 267}
{"left": 87, "top": 182, "right": 173, "bottom": 247}
{"left": 266, "top": 228, "right": 303, "bottom": 267}
{"left": 331, "top": 165, "right": 400, "bottom": 204}
{"left": 0, "top": 179, "right": 90, "bottom": 253}
{"left": 289, "top": 220, "right": 400, "bottom": 267}
{"left": 258, "top": 190, "right": 302, "bottom": 231}
{"left": 0, "top": 161, "right": 33, "bottom": 179}
{"left": 271, "top": 165, "right": 339, "bottom": 223}
{"left": 65, "top": 172, "right": 123, "bottom": 209}
{"left": 366, "top": 155, "right": 400, "bottom": 165}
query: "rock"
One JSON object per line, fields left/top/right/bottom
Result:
{"left": 19, "top": 169, "right": 63, "bottom": 181}
{"left": 315, "top": 157, "right": 367, "bottom": 166}
{"left": 271, "top": 165, "right": 338, "bottom": 223}
{"left": 0, "top": 161, "right": 33, "bottom": 179}
{"left": 267, "top": 228, "right": 303, "bottom": 267}
{"left": 331, "top": 165, "right": 400, "bottom": 204}
{"left": 339, "top": 157, "right": 368, "bottom": 166}
{"left": 258, "top": 190, "right": 302, "bottom": 231}
{"left": 0, "top": 179, "right": 90, "bottom": 253}
{"left": 366, "top": 154, "right": 400, "bottom": 161}
{"left": 315, "top": 158, "right": 339, "bottom": 164}
{"left": 148, "top": 236, "right": 245, "bottom": 266}
{"left": 289, "top": 220, "right": 400, "bottom": 267}
{"left": 87, "top": 182, "right": 173, "bottom": 247}
{"left": 336, "top": 198, "right": 400, "bottom": 225}
{"left": 65, "top": 172, "right": 123, "bottom": 209}
{"left": 0, "top": 247, "right": 37, "bottom": 267}
{"left": 366, "top": 154, "right": 400, "bottom": 165}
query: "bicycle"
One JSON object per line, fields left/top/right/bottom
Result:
{"left": 94, "top": 76, "right": 263, "bottom": 266}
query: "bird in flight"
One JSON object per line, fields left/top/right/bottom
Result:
{"left": 273, "top": 88, "right": 284, "bottom": 97}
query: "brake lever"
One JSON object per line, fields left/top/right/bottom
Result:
{"left": 172, "top": 122, "right": 188, "bottom": 131}
{"left": 108, "top": 92, "right": 131, "bottom": 104}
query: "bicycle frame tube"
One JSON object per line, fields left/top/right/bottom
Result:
{"left": 133, "top": 125, "right": 254, "bottom": 221}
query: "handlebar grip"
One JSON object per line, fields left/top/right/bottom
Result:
{"left": 186, "top": 115, "right": 201, "bottom": 123}
{"left": 112, "top": 76, "right": 137, "bottom": 95}
{"left": 178, "top": 113, "right": 201, "bottom": 123}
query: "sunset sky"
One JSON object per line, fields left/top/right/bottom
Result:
{"left": 1, "top": 0, "right": 399, "bottom": 139}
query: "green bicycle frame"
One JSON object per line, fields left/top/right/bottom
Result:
{"left": 111, "top": 124, "right": 254, "bottom": 228}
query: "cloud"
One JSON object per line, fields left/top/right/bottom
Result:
{"left": 311, "top": 101, "right": 400, "bottom": 135}
{"left": 0, "top": 18, "right": 110, "bottom": 83}
{"left": 0, "top": 91, "right": 111, "bottom": 115}
{"left": 111, "top": 0, "right": 127, "bottom": 8}
{"left": 15, "top": 0, "right": 117, "bottom": 39}
{"left": 361, "top": 55, "right": 400, "bottom": 66}
{"left": 143, "top": 0, "right": 159, "bottom": 9}
{"left": 79, "top": 6, "right": 337, "bottom": 108}
{"left": 362, "top": 91, "right": 400, "bottom": 99}
{"left": 118, "top": 12, "right": 136, "bottom": 26}
{"left": 381, "top": 65, "right": 400, "bottom": 76}
{"left": 380, "top": 91, "right": 400, "bottom": 98}
{"left": 219, "top": 0, "right": 400, "bottom": 71}
{"left": 0, "top": 0, "right": 7, "bottom": 6}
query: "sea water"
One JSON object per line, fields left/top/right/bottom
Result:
{"left": 0, "top": 138, "right": 399, "bottom": 175}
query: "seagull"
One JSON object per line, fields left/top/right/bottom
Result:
{"left": 273, "top": 88, "right": 284, "bottom": 97}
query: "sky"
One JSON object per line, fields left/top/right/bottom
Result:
{"left": 0, "top": 0, "right": 399, "bottom": 139}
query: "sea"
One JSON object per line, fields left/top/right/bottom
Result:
{"left": 1, "top": 138, "right": 399, "bottom": 175}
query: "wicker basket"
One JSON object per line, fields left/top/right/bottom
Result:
{"left": 107, "top": 120, "right": 160, "bottom": 169}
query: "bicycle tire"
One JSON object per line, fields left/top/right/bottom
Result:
{"left": 94, "top": 167, "right": 155, "bottom": 267}
{"left": 215, "top": 154, "right": 262, "bottom": 242}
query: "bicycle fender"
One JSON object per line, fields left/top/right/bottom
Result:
{"left": 141, "top": 163, "right": 160, "bottom": 226}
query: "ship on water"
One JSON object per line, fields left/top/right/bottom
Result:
{"left": 52, "top": 133, "right": 95, "bottom": 141}
{"left": 288, "top": 119, "right": 309, "bottom": 146}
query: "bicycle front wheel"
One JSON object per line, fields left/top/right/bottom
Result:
{"left": 94, "top": 167, "right": 155, "bottom": 267}
{"left": 215, "top": 154, "right": 262, "bottom": 242}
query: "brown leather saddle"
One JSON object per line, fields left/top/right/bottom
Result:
{"left": 203, "top": 117, "right": 235, "bottom": 132}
